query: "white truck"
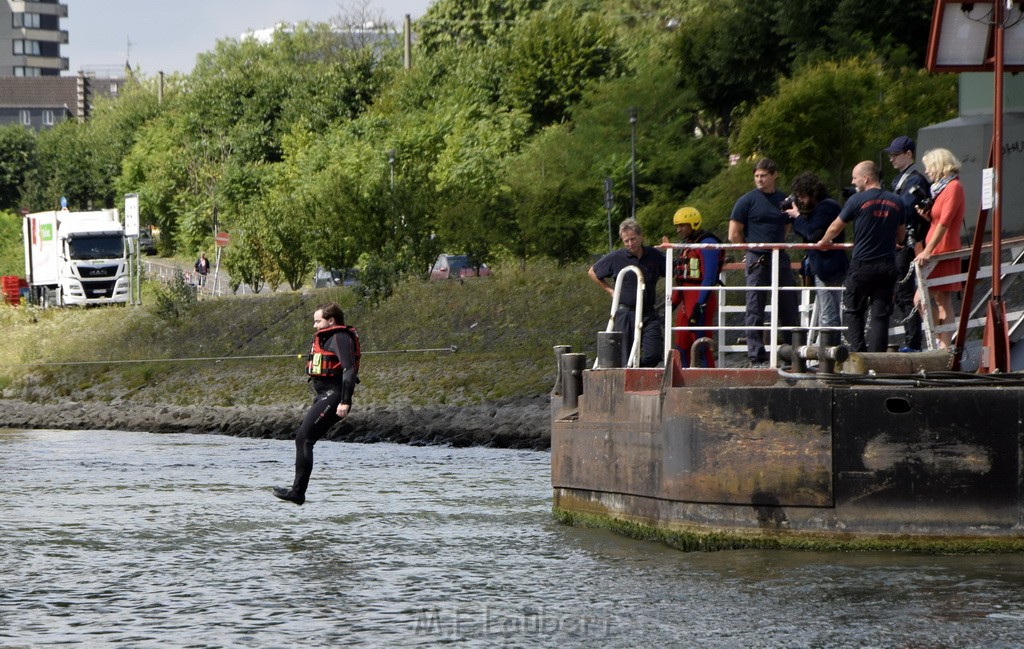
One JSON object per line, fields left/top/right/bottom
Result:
{"left": 22, "top": 209, "right": 130, "bottom": 307}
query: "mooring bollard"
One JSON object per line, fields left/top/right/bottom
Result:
{"left": 819, "top": 330, "right": 838, "bottom": 374}
{"left": 561, "top": 352, "right": 587, "bottom": 409}
{"left": 553, "top": 345, "right": 572, "bottom": 395}
{"left": 791, "top": 329, "right": 807, "bottom": 373}
{"left": 596, "top": 331, "right": 623, "bottom": 368}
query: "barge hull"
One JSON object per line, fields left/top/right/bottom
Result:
{"left": 551, "top": 368, "right": 1024, "bottom": 550}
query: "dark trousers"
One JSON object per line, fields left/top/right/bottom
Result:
{"left": 843, "top": 258, "right": 898, "bottom": 353}
{"left": 614, "top": 307, "right": 664, "bottom": 367}
{"left": 291, "top": 387, "right": 343, "bottom": 495}
{"left": 744, "top": 251, "right": 799, "bottom": 362}
{"left": 893, "top": 244, "right": 922, "bottom": 349}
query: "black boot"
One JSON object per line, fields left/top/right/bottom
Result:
{"left": 273, "top": 486, "right": 304, "bottom": 505}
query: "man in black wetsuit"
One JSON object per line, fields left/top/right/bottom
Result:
{"left": 273, "top": 302, "right": 359, "bottom": 505}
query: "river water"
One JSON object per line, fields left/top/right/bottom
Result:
{"left": 2, "top": 428, "right": 1024, "bottom": 648}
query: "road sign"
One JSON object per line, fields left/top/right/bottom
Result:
{"left": 214, "top": 231, "right": 230, "bottom": 247}
{"left": 124, "top": 193, "right": 139, "bottom": 237}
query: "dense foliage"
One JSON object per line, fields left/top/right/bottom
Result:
{"left": 4, "top": 0, "right": 953, "bottom": 295}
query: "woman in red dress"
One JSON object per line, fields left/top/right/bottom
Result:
{"left": 914, "top": 148, "right": 965, "bottom": 350}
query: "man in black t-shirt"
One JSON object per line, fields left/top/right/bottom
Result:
{"left": 588, "top": 218, "right": 666, "bottom": 367}
{"left": 819, "top": 161, "right": 906, "bottom": 353}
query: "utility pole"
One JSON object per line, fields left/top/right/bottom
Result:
{"left": 629, "top": 107, "right": 637, "bottom": 220}
{"left": 403, "top": 15, "right": 412, "bottom": 70}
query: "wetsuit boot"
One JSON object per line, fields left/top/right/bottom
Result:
{"left": 273, "top": 486, "right": 304, "bottom": 505}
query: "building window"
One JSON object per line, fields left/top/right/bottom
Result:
{"left": 13, "top": 13, "right": 41, "bottom": 29}
{"left": 14, "top": 40, "right": 42, "bottom": 56}
{"left": 20, "top": 111, "right": 31, "bottom": 126}
{"left": 43, "top": 110, "right": 55, "bottom": 126}
{"left": 14, "top": 67, "right": 41, "bottom": 77}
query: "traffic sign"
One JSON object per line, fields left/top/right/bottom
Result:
{"left": 214, "top": 231, "right": 230, "bottom": 247}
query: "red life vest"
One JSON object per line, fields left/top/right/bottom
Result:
{"left": 674, "top": 232, "right": 724, "bottom": 284}
{"left": 306, "top": 325, "right": 361, "bottom": 378}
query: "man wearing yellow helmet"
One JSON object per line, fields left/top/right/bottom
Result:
{"left": 663, "top": 207, "right": 724, "bottom": 367}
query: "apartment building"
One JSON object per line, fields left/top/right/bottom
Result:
{"left": 1, "top": 0, "right": 69, "bottom": 77}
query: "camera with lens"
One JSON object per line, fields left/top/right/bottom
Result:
{"left": 779, "top": 194, "right": 797, "bottom": 211}
{"left": 840, "top": 186, "right": 857, "bottom": 200}
{"left": 908, "top": 185, "right": 933, "bottom": 212}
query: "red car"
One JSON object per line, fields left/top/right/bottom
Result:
{"left": 429, "top": 254, "right": 490, "bottom": 280}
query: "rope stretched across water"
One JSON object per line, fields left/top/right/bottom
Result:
{"left": 1, "top": 345, "right": 458, "bottom": 368}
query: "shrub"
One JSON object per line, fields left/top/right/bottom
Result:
{"left": 150, "top": 271, "right": 197, "bottom": 319}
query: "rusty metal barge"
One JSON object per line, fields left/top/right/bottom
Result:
{"left": 551, "top": 239, "right": 1024, "bottom": 553}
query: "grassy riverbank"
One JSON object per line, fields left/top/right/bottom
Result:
{"left": 0, "top": 260, "right": 607, "bottom": 409}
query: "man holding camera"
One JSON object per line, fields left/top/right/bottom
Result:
{"left": 819, "top": 161, "right": 906, "bottom": 353}
{"left": 729, "top": 158, "right": 799, "bottom": 367}
{"left": 784, "top": 172, "right": 848, "bottom": 332}
{"left": 884, "top": 135, "right": 932, "bottom": 352}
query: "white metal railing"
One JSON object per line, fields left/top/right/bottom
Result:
{"left": 597, "top": 265, "right": 646, "bottom": 368}
{"left": 661, "top": 242, "right": 852, "bottom": 368}
{"left": 911, "top": 236, "right": 1024, "bottom": 350}
{"left": 143, "top": 260, "right": 226, "bottom": 297}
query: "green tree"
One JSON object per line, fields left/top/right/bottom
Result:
{"left": 417, "top": 0, "right": 544, "bottom": 54}
{"left": 0, "top": 210, "right": 25, "bottom": 276}
{"left": 0, "top": 125, "right": 36, "bottom": 211}
{"left": 672, "top": 0, "right": 792, "bottom": 137}
{"left": 497, "top": 5, "right": 623, "bottom": 129}
{"left": 734, "top": 59, "right": 956, "bottom": 192}
{"left": 21, "top": 120, "right": 103, "bottom": 211}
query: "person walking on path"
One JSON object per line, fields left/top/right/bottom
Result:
{"left": 194, "top": 252, "right": 210, "bottom": 288}
{"left": 274, "top": 302, "right": 360, "bottom": 505}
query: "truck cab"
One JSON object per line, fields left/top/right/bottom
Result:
{"left": 23, "top": 209, "right": 130, "bottom": 307}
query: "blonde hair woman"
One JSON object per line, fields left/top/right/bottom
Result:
{"left": 914, "top": 148, "right": 965, "bottom": 350}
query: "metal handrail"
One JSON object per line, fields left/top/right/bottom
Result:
{"left": 661, "top": 242, "right": 852, "bottom": 368}
{"left": 596, "top": 265, "right": 645, "bottom": 369}
{"left": 912, "top": 236, "right": 1024, "bottom": 351}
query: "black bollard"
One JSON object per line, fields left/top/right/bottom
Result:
{"left": 553, "top": 345, "right": 572, "bottom": 395}
{"left": 819, "top": 330, "right": 837, "bottom": 374}
{"left": 596, "top": 331, "right": 624, "bottom": 368}
{"left": 561, "top": 353, "right": 587, "bottom": 409}
{"left": 791, "top": 329, "right": 807, "bottom": 373}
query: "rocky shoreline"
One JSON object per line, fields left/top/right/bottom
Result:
{"left": 0, "top": 395, "right": 552, "bottom": 450}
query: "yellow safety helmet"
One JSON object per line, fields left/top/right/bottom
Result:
{"left": 673, "top": 206, "right": 702, "bottom": 229}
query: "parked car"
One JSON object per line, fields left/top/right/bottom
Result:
{"left": 137, "top": 227, "right": 157, "bottom": 255}
{"left": 313, "top": 266, "right": 360, "bottom": 288}
{"left": 429, "top": 254, "right": 490, "bottom": 280}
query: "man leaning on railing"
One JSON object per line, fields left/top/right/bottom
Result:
{"left": 588, "top": 218, "right": 666, "bottom": 367}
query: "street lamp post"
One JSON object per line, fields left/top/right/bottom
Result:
{"left": 629, "top": 107, "right": 637, "bottom": 220}
{"left": 388, "top": 149, "right": 396, "bottom": 191}
{"left": 604, "top": 177, "right": 615, "bottom": 252}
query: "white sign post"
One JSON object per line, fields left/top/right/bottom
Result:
{"left": 125, "top": 193, "right": 140, "bottom": 305}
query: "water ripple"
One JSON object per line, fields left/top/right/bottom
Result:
{"left": 3, "top": 429, "right": 1024, "bottom": 647}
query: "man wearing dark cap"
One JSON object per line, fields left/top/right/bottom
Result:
{"left": 884, "top": 135, "right": 932, "bottom": 352}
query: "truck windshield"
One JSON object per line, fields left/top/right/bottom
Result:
{"left": 67, "top": 235, "right": 124, "bottom": 260}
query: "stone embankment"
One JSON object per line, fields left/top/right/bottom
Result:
{"left": 0, "top": 396, "right": 551, "bottom": 450}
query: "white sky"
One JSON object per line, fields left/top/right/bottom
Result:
{"left": 63, "top": 0, "right": 434, "bottom": 76}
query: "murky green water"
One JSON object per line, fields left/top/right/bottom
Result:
{"left": 2, "top": 428, "right": 1024, "bottom": 648}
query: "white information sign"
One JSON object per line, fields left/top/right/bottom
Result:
{"left": 124, "top": 193, "right": 140, "bottom": 237}
{"left": 982, "top": 168, "right": 994, "bottom": 211}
